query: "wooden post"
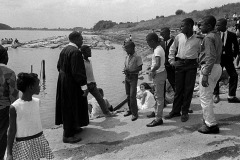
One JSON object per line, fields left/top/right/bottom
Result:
{"left": 42, "top": 60, "right": 46, "bottom": 80}
{"left": 31, "top": 65, "right": 33, "bottom": 73}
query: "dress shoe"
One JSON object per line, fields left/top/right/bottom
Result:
{"left": 131, "top": 115, "right": 138, "bottom": 121}
{"left": 213, "top": 94, "right": 220, "bottom": 103}
{"left": 198, "top": 122, "right": 219, "bottom": 134}
{"left": 164, "top": 113, "right": 181, "bottom": 119}
{"left": 147, "top": 112, "right": 155, "bottom": 118}
{"left": 124, "top": 111, "right": 132, "bottom": 117}
{"left": 181, "top": 114, "right": 189, "bottom": 122}
{"left": 146, "top": 119, "right": 163, "bottom": 127}
{"left": 63, "top": 135, "right": 82, "bottom": 143}
{"left": 228, "top": 97, "right": 240, "bottom": 103}
{"left": 188, "top": 110, "right": 193, "bottom": 113}
{"left": 108, "top": 105, "right": 114, "bottom": 112}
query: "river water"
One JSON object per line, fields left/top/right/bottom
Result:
{"left": 0, "top": 30, "right": 128, "bottom": 128}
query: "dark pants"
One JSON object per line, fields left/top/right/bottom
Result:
{"left": 170, "top": 59, "right": 198, "bottom": 115}
{"left": 0, "top": 106, "right": 9, "bottom": 159}
{"left": 125, "top": 74, "right": 138, "bottom": 117}
{"left": 88, "top": 83, "right": 109, "bottom": 114}
{"left": 165, "top": 65, "right": 176, "bottom": 91}
{"left": 164, "top": 65, "right": 175, "bottom": 105}
{"left": 213, "top": 57, "right": 238, "bottom": 96}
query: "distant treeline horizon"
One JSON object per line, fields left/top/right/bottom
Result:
{"left": 1, "top": 2, "right": 240, "bottom": 31}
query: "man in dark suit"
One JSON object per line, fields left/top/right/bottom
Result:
{"left": 160, "top": 27, "right": 175, "bottom": 91}
{"left": 213, "top": 18, "right": 240, "bottom": 103}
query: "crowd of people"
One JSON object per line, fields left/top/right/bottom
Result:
{"left": 122, "top": 15, "right": 240, "bottom": 134}
{"left": 0, "top": 14, "right": 240, "bottom": 160}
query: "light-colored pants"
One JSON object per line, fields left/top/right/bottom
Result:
{"left": 199, "top": 64, "right": 222, "bottom": 127}
{"left": 153, "top": 70, "right": 167, "bottom": 121}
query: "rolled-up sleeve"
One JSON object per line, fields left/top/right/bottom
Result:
{"left": 8, "top": 72, "right": 19, "bottom": 103}
{"left": 137, "top": 56, "right": 143, "bottom": 67}
{"left": 201, "top": 37, "right": 217, "bottom": 75}
{"left": 169, "top": 36, "right": 178, "bottom": 64}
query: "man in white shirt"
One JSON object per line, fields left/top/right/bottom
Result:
{"left": 164, "top": 18, "right": 201, "bottom": 122}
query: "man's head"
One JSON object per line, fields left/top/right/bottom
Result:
{"left": 160, "top": 27, "right": 170, "bottom": 41}
{"left": 0, "top": 45, "right": 8, "bottom": 65}
{"left": 180, "top": 18, "right": 194, "bottom": 34}
{"left": 124, "top": 41, "right": 135, "bottom": 55}
{"left": 69, "top": 31, "right": 83, "bottom": 48}
{"left": 81, "top": 45, "right": 91, "bottom": 58}
{"left": 216, "top": 18, "right": 227, "bottom": 32}
{"left": 98, "top": 88, "right": 104, "bottom": 97}
{"left": 146, "top": 32, "right": 159, "bottom": 49}
{"left": 200, "top": 15, "right": 216, "bottom": 34}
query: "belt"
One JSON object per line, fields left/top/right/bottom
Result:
{"left": 16, "top": 131, "right": 43, "bottom": 142}
{"left": 176, "top": 57, "right": 197, "bottom": 61}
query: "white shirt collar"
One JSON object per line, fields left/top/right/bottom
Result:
{"left": 68, "top": 42, "right": 78, "bottom": 49}
{"left": 0, "top": 63, "right": 7, "bottom": 67}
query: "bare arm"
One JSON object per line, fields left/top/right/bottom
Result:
{"left": 141, "top": 92, "right": 147, "bottom": 105}
{"left": 151, "top": 56, "right": 161, "bottom": 73}
{"left": 7, "top": 105, "right": 17, "bottom": 158}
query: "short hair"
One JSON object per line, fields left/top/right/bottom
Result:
{"left": 81, "top": 45, "right": 91, "bottom": 53}
{"left": 160, "top": 27, "right": 170, "bottom": 34}
{"left": 69, "top": 31, "right": 81, "bottom": 42}
{"left": 146, "top": 32, "right": 159, "bottom": 42}
{"left": 124, "top": 41, "right": 135, "bottom": 48}
{"left": 182, "top": 18, "right": 194, "bottom": 27}
{"left": 217, "top": 18, "right": 227, "bottom": 26}
{"left": 98, "top": 88, "right": 104, "bottom": 97}
{"left": 17, "top": 73, "right": 38, "bottom": 92}
{"left": 203, "top": 15, "right": 217, "bottom": 28}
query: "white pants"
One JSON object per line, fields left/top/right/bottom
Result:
{"left": 199, "top": 64, "right": 222, "bottom": 127}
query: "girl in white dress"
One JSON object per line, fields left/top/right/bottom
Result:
{"left": 137, "top": 83, "right": 155, "bottom": 110}
{"left": 7, "top": 73, "right": 54, "bottom": 160}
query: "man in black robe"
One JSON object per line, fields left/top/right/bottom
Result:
{"left": 55, "top": 31, "right": 89, "bottom": 143}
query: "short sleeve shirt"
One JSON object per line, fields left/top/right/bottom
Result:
{"left": 124, "top": 53, "right": 143, "bottom": 73}
{"left": 151, "top": 45, "right": 165, "bottom": 73}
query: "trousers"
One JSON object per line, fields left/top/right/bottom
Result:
{"left": 200, "top": 64, "right": 222, "bottom": 126}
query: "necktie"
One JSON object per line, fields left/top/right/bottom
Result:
{"left": 222, "top": 32, "right": 225, "bottom": 54}
{"left": 165, "top": 41, "right": 168, "bottom": 48}
{"left": 222, "top": 32, "right": 225, "bottom": 46}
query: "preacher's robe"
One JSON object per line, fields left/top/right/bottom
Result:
{"left": 55, "top": 45, "right": 89, "bottom": 129}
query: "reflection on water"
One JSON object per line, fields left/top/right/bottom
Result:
{"left": 40, "top": 79, "right": 47, "bottom": 96}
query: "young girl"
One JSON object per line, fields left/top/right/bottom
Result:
{"left": 7, "top": 73, "right": 54, "bottom": 160}
{"left": 136, "top": 82, "right": 155, "bottom": 110}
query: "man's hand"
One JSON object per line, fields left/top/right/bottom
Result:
{"left": 150, "top": 71, "right": 156, "bottom": 79}
{"left": 201, "top": 75, "right": 209, "bottom": 87}
{"left": 123, "top": 69, "right": 129, "bottom": 75}
{"left": 170, "top": 61, "right": 177, "bottom": 67}
{"left": 236, "top": 55, "right": 240, "bottom": 67}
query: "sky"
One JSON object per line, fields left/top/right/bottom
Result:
{"left": 0, "top": 0, "right": 239, "bottom": 29}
